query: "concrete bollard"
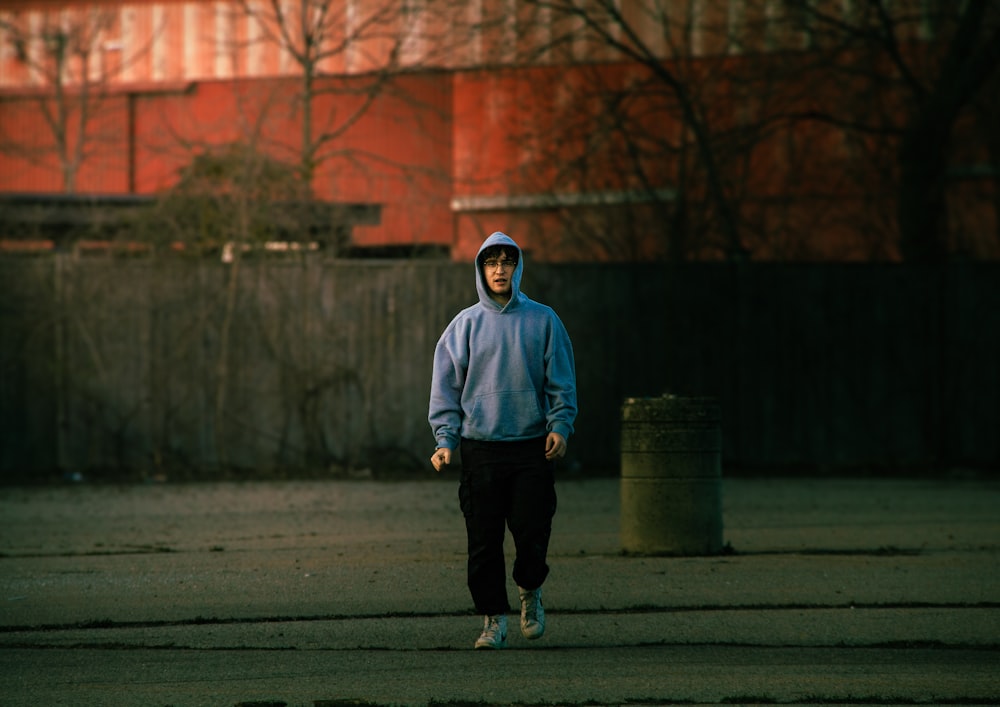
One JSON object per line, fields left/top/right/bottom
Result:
{"left": 620, "top": 394, "right": 723, "bottom": 555}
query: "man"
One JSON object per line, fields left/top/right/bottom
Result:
{"left": 428, "top": 231, "right": 578, "bottom": 650}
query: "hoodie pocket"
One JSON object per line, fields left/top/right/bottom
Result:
{"left": 469, "top": 390, "right": 545, "bottom": 439}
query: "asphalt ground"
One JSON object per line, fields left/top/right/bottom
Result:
{"left": 0, "top": 475, "right": 998, "bottom": 706}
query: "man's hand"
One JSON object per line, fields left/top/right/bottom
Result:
{"left": 545, "top": 432, "right": 567, "bottom": 461}
{"left": 431, "top": 447, "right": 452, "bottom": 472}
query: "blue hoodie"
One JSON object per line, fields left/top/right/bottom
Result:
{"left": 429, "top": 232, "right": 577, "bottom": 450}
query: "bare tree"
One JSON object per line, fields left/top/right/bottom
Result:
{"left": 143, "top": 140, "right": 307, "bottom": 470}
{"left": 215, "top": 0, "right": 461, "bottom": 254}
{"left": 123, "top": 1, "right": 459, "bottom": 472}
{"left": 461, "top": 0, "right": 999, "bottom": 262}
{"left": 0, "top": 7, "right": 142, "bottom": 193}
{"left": 779, "top": 0, "right": 1000, "bottom": 261}
{"left": 458, "top": 0, "right": 754, "bottom": 259}
{"left": 455, "top": 0, "right": 784, "bottom": 261}
{"left": 235, "top": 0, "right": 421, "bottom": 186}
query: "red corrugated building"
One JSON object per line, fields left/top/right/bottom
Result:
{"left": 1, "top": 1, "right": 996, "bottom": 261}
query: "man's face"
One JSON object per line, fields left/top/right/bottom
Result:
{"left": 482, "top": 254, "right": 517, "bottom": 301}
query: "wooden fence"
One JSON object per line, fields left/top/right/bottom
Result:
{"left": 1, "top": 256, "right": 997, "bottom": 480}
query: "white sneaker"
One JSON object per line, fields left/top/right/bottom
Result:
{"left": 474, "top": 614, "right": 508, "bottom": 650}
{"left": 518, "top": 586, "right": 545, "bottom": 639}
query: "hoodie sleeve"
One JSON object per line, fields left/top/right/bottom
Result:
{"left": 428, "top": 319, "right": 468, "bottom": 450}
{"left": 544, "top": 312, "right": 578, "bottom": 440}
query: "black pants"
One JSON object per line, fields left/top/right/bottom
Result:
{"left": 459, "top": 436, "right": 557, "bottom": 616}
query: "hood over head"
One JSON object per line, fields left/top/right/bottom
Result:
{"left": 475, "top": 231, "right": 524, "bottom": 311}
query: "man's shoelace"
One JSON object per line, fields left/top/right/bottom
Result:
{"left": 522, "top": 593, "right": 540, "bottom": 621}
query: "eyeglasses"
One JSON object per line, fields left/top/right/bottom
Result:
{"left": 483, "top": 259, "right": 517, "bottom": 271}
